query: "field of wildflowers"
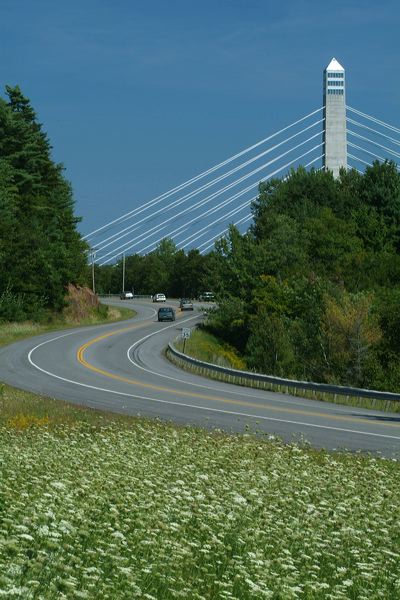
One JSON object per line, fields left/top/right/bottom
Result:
{"left": 1, "top": 391, "right": 399, "bottom": 599}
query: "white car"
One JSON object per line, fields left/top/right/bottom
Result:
{"left": 152, "top": 293, "right": 166, "bottom": 302}
{"left": 199, "top": 291, "right": 215, "bottom": 302}
{"left": 120, "top": 292, "right": 134, "bottom": 299}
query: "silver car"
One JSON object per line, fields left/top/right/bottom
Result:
{"left": 153, "top": 293, "right": 166, "bottom": 302}
{"left": 179, "top": 298, "right": 194, "bottom": 311}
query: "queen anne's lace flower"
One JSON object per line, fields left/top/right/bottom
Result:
{"left": 1, "top": 421, "right": 399, "bottom": 598}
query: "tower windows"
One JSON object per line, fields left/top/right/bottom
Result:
{"left": 326, "top": 72, "right": 344, "bottom": 78}
{"left": 327, "top": 89, "right": 344, "bottom": 95}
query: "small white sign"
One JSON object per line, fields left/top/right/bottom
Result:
{"left": 181, "top": 328, "right": 191, "bottom": 339}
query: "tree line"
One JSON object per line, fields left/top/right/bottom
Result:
{"left": 91, "top": 238, "right": 214, "bottom": 299}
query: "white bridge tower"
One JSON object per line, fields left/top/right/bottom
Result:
{"left": 323, "top": 58, "right": 347, "bottom": 177}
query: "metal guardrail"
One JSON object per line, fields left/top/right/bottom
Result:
{"left": 167, "top": 341, "right": 400, "bottom": 403}
{"left": 98, "top": 294, "right": 152, "bottom": 299}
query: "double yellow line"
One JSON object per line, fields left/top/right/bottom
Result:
{"left": 77, "top": 323, "right": 145, "bottom": 385}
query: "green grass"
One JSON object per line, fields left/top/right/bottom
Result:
{"left": 0, "top": 383, "right": 134, "bottom": 430}
{"left": 0, "top": 305, "right": 135, "bottom": 349}
{"left": 0, "top": 391, "right": 399, "bottom": 599}
{"left": 175, "top": 328, "right": 246, "bottom": 370}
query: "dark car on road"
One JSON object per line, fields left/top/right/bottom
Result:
{"left": 179, "top": 298, "right": 194, "bottom": 311}
{"left": 158, "top": 307, "right": 176, "bottom": 322}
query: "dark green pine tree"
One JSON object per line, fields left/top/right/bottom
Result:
{"left": 0, "top": 85, "right": 88, "bottom": 317}
{"left": 0, "top": 160, "right": 18, "bottom": 272}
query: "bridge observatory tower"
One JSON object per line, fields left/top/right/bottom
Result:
{"left": 323, "top": 58, "right": 347, "bottom": 177}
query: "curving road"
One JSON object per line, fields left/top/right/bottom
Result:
{"left": 0, "top": 299, "right": 399, "bottom": 457}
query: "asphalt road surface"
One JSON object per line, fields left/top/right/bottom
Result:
{"left": 1, "top": 299, "right": 399, "bottom": 457}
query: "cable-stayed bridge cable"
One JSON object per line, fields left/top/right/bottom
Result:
{"left": 94, "top": 119, "right": 324, "bottom": 252}
{"left": 177, "top": 197, "right": 255, "bottom": 249}
{"left": 133, "top": 148, "right": 323, "bottom": 258}
{"left": 143, "top": 151, "right": 323, "bottom": 255}
{"left": 199, "top": 214, "right": 254, "bottom": 255}
{"left": 195, "top": 154, "right": 323, "bottom": 254}
{"left": 347, "top": 106, "right": 400, "bottom": 136}
{"left": 347, "top": 142, "right": 400, "bottom": 167}
{"left": 347, "top": 130, "right": 400, "bottom": 160}
{"left": 98, "top": 140, "right": 323, "bottom": 263}
{"left": 96, "top": 132, "right": 323, "bottom": 260}
{"left": 347, "top": 153, "right": 373, "bottom": 168}
{"left": 346, "top": 118, "right": 400, "bottom": 147}
{"left": 84, "top": 107, "right": 323, "bottom": 241}
{"left": 348, "top": 142, "right": 385, "bottom": 163}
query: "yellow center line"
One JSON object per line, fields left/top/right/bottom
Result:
{"left": 76, "top": 324, "right": 400, "bottom": 430}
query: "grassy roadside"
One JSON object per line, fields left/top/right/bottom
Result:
{"left": 0, "top": 383, "right": 135, "bottom": 429}
{"left": 172, "top": 327, "right": 400, "bottom": 414}
{"left": 0, "top": 305, "right": 135, "bottom": 349}
{"left": 175, "top": 327, "right": 246, "bottom": 370}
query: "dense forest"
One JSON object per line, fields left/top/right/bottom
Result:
{"left": 206, "top": 164, "right": 400, "bottom": 392}
{"left": 0, "top": 86, "right": 88, "bottom": 320}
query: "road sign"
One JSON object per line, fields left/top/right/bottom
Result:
{"left": 181, "top": 328, "right": 191, "bottom": 339}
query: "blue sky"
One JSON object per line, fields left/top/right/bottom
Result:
{"left": 1, "top": 0, "right": 400, "bottom": 249}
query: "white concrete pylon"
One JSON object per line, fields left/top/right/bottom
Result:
{"left": 323, "top": 57, "right": 347, "bottom": 178}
